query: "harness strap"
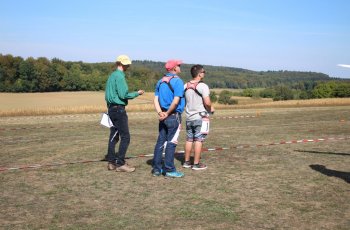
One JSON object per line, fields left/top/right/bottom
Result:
{"left": 184, "top": 81, "right": 203, "bottom": 97}
{"left": 158, "top": 75, "right": 178, "bottom": 93}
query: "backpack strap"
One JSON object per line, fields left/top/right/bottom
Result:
{"left": 184, "top": 81, "right": 203, "bottom": 97}
{"left": 158, "top": 75, "right": 178, "bottom": 93}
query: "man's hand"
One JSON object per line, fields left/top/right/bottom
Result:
{"left": 210, "top": 106, "right": 215, "bottom": 114}
{"left": 138, "top": 90, "right": 145, "bottom": 95}
{"left": 158, "top": 112, "right": 168, "bottom": 121}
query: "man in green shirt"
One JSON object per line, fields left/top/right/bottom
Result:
{"left": 105, "top": 55, "right": 144, "bottom": 172}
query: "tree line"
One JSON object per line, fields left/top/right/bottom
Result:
{"left": 1, "top": 54, "right": 349, "bottom": 100}
{"left": 242, "top": 81, "right": 350, "bottom": 101}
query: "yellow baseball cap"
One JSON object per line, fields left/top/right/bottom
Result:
{"left": 116, "top": 55, "right": 132, "bottom": 65}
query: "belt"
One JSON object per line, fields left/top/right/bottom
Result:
{"left": 109, "top": 104, "right": 125, "bottom": 108}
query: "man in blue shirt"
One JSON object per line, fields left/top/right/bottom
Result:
{"left": 152, "top": 59, "right": 185, "bottom": 178}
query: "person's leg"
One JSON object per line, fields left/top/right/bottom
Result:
{"left": 106, "top": 126, "right": 118, "bottom": 162}
{"left": 152, "top": 121, "right": 167, "bottom": 173}
{"left": 184, "top": 141, "right": 193, "bottom": 163}
{"left": 104, "top": 126, "right": 119, "bottom": 161}
{"left": 113, "top": 107, "right": 130, "bottom": 166}
{"left": 193, "top": 141, "right": 203, "bottom": 165}
{"left": 164, "top": 114, "right": 181, "bottom": 173}
{"left": 106, "top": 107, "right": 121, "bottom": 170}
{"left": 184, "top": 120, "right": 194, "bottom": 165}
{"left": 192, "top": 119, "right": 207, "bottom": 170}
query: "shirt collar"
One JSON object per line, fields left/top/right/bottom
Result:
{"left": 165, "top": 73, "right": 177, "bottom": 77}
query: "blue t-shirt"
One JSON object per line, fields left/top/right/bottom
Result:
{"left": 155, "top": 73, "right": 185, "bottom": 113}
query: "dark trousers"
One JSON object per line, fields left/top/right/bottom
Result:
{"left": 106, "top": 106, "right": 130, "bottom": 166}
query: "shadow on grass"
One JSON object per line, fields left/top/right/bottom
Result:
{"left": 295, "top": 150, "right": 350, "bottom": 156}
{"left": 309, "top": 164, "right": 350, "bottom": 184}
{"left": 145, "top": 152, "right": 190, "bottom": 166}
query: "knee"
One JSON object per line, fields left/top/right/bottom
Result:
{"left": 121, "top": 133, "right": 130, "bottom": 142}
{"left": 166, "top": 141, "right": 177, "bottom": 149}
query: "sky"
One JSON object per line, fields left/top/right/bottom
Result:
{"left": 1, "top": 0, "right": 350, "bottom": 78}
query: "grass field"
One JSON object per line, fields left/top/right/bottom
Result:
{"left": 1, "top": 103, "right": 349, "bottom": 229}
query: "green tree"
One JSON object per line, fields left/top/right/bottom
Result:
{"left": 334, "top": 82, "right": 350, "bottom": 97}
{"left": 312, "top": 81, "right": 337, "bottom": 98}
{"left": 273, "top": 85, "right": 294, "bottom": 101}
{"left": 33, "top": 57, "right": 52, "bottom": 92}
{"left": 19, "top": 57, "right": 37, "bottom": 91}
{"left": 62, "top": 63, "right": 83, "bottom": 90}
{"left": 0, "top": 54, "right": 23, "bottom": 92}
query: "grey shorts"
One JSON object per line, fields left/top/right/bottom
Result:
{"left": 186, "top": 119, "right": 207, "bottom": 142}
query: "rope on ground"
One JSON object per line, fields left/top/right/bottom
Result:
{"left": 1, "top": 136, "right": 348, "bottom": 173}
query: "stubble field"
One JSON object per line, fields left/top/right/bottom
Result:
{"left": 0, "top": 93, "right": 350, "bottom": 229}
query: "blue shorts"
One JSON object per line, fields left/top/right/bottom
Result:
{"left": 186, "top": 119, "right": 207, "bottom": 142}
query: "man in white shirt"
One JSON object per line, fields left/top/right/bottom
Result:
{"left": 183, "top": 65, "right": 215, "bottom": 170}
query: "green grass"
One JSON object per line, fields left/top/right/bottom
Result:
{"left": 1, "top": 106, "right": 350, "bottom": 229}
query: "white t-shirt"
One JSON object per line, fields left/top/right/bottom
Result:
{"left": 184, "top": 81, "right": 210, "bottom": 121}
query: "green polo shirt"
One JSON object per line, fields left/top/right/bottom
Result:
{"left": 105, "top": 69, "right": 139, "bottom": 107}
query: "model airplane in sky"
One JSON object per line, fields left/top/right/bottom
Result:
{"left": 337, "top": 64, "right": 350, "bottom": 68}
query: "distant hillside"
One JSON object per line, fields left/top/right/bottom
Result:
{"left": 133, "top": 60, "right": 332, "bottom": 89}
{"left": 0, "top": 54, "right": 345, "bottom": 93}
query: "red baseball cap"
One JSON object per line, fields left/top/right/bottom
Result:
{"left": 165, "top": 59, "right": 183, "bottom": 70}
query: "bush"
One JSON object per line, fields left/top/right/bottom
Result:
{"left": 273, "top": 85, "right": 294, "bottom": 101}
{"left": 209, "top": 91, "right": 218, "bottom": 103}
{"left": 299, "top": 90, "right": 312, "bottom": 99}
{"left": 242, "top": 88, "right": 254, "bottom": 97}
{"left": 218, "top": 90, "right": 238, "bottom": 105}
{"left": 260, "top": 88, "right": 276, "bottom": 98}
